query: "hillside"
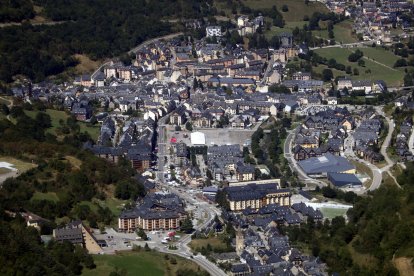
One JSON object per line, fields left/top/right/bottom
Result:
{"left": 0, "top": 0, "right": 214, "bottom": 84}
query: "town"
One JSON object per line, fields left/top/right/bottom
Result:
{"left": 1, "top": 0, "right": 414, "bottom": 275}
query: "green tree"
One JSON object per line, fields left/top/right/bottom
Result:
{"left": 180, "top": 216, "right": 194, "bottom": 233}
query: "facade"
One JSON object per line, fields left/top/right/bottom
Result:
{"left": 225, "top": 183, "right": 291, "bottom": 212}
{"left": 118, "top": 194, "right": 186, "bottom": 232}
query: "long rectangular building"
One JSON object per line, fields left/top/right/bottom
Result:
{"left": 118, "top": 193, "right": 186, "bottom": 232}
{"left": 225, "top": 183, "right": 291, "bottom": 212}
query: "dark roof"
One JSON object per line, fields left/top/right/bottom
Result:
{"left": 328, "top": 172, "right": 362, "bottom": 187}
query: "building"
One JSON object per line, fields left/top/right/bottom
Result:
{"left": 206, "top": 26, "right": 222, "bottom": 37}
{"left": 298, "top": 153, "right": 356, "bottom": 177}
{"left": 53, "top": 221, "right": 102, "bottom": 254}
{"left": 118, "top": 193, "right": 186, "bottom": 232}
{"left": 328, "top": 172, "right": 362, "bottom": 188}
{"left": 225, "top": 182, "right": 291, "bottom": 212}
{"left": 191, "top": 131, "right": 206, "bottom": 146}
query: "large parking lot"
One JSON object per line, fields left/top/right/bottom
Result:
{"left": 93, "top": 227, "right": 182, "bottom": 254}
{"left": 166, "top": 125, "right": 259, "bottom": 147}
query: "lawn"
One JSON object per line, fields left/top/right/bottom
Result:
{"left": 313, "top": 20, "right": 358, "bottom": 44}
{"left": 31, "top": 191, "right": 59, "bottom": 202}
{"left": 359, "top": 46, "right": 401, "bottom": 68}
{"left": 25, "top": 109, "right": 69, "bottom": 136}
{"left": 0, "top": 167, "right": 11, "bottom": 174}
{"left": 95, "top": 197, "right": 128, "bottom": 217}
{"left": 82, "top": 251, "right": 203, "bottom": 276}
{"left": 189, "top": 236, "right": 229, "bottom": 252}
{"left": 319, "top": 207, "right": 348, "bottom": 220}
{"left": 242, "top": 0, "right": 329, "bottom": 22}
{"left": 79, "top": 122, "right": 100, "bottom": 141}
{"left": 314, "top": 47, "right": 404, "bottom": 86}
{"left": 265, "top": 21, "right": 306, "bottom": 39}
{"left": 0, "top": 156, "right": 37, "bottom": 172}
{"left": 25, "top": 109, "right": 100, "bottom": 141}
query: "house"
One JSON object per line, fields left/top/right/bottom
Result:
{"left": 169, "top": 107, "right": 187, "bottom": 126}
{"left": 235, "top": 163, "right": 255, "bottom": 182}
{"left": 53, "top": 221, "right": 102, "bottom": 254}
{"left": 71, "top": 102, "right": 92, "bottom": 121}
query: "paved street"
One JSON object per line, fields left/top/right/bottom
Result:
{"left": 153, "top": 112, "right": 226, "bottom": 276}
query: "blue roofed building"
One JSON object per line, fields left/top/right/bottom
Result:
{"left": 297, "top": 153, "right": 356, "bottom": 177}
{"left": 328, "top": 172, "right": 362, "bottom": 188}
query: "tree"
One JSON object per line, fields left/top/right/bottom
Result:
{"left": 358, "top": 59, "right": 365, "bottom": 67}
{"left": 322, "top": 69, "right": 333, "bottom": 81}
{"left": 35, "top": 112, "right": 52, "bottom": 129}
{"left": 394, "top": 58, "right": 407, "bottom": 68}
{"left": 269, "top": 84, "right": 291, "bottom": 94}
{"left": 136, "top": 228, "right": 148, "bottom": 240}
{"left": 185, "top": 122, "right": 193, "bottom": 131}
{"left": 181, "top": 216, "right": 194, "bottom": 233}
{"left": 353, "top": 68, "right": 359, "bottom": 75}
{"left": 0, "top": 103, "right": 9, "bottom": 115}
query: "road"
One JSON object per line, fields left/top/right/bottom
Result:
{"left": 91, "top": 32, "right": 183, "bottom": 81}
{"left": 343, "top": 106, "right": 397, "bottom": 191}
{"left": 309, "top": 40, "right": 375, "bottom": 50}
{"left": 344, "top": 134, "right": 382, "bottom": 192}
{"left": 154, "top": 112, "right": 226, "bottom": 276}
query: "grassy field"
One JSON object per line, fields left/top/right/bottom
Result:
{"left": 314, "top": 47, "right": 404, "bottom": 86}
{"left": 265, "top": 21, "right": 306, "bottom": 39}
{"left": 31, "top": 191, "right": 60, "bottom": 202}
{"left": 313, "top": 20, "right": 357, "bottom": 44}
{"left": 359, "top": 46, "right": 402, "bottom": 68}
{"left": 25, "top": 109, "right": 100, "bottom": 141}
{"left": 74, "top": 54, "right": 101, "bottom": 75}
{"left": 319, "top": 207, "right": 348, "bottom": 220}
{"left": 242, "top": 0, "right": 329, "bottom": 22}
{"left": 0, "top": 156, "right": 37, "bottom": 172}
{"left": 95, "top": 197, "right": 128, "bottom": 217}
{"left": 0, "top": 167, "right": 11, "bottom": 174}
{"left": 82, "top": 251, "right": 203, "bottom": 276}
{"left": 190, "top": 237, "right": 229, "bottom": 252}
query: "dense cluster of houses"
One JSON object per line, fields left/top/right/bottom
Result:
{"left": 211, "top": 199, "right": 326, "bottom": 275}
{"left": 394, "top": 117, "right": 414, "bottom": 161}
{"left": 353, "top": 111, "right": 385, "bottom": 163}
{"left": 327, "top": 0, "right": 413, "bottom": 44}
{"left": 293, "top": 107, "right": 353, "bottom": 161}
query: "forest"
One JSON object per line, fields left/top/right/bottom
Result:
{"left": 0, "top": 0, "right": 214, "bottom": 83}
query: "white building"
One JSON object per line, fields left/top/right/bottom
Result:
{"left": 206, "top": 26, "right": 222, "bottom": 37}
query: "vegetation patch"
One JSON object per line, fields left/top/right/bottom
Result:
{"left": 0, "top": 155, "right": 36, "bottom": 172}
{"left": 242, "top": 0, "right": 329, "bottom": 22}
{"left": 314, "top": 47, "right": 404, "bottom": 86}
{"left": 82, "top": 251, "right": 206, "bottom": 276}
{"left": 31, "top": 191, "right": 59, "bottom": 202}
